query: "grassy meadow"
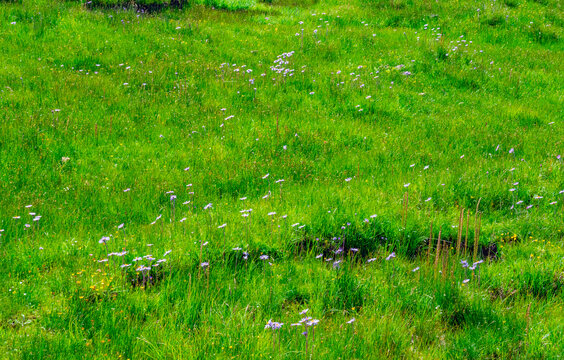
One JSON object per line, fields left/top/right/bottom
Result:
{"left": 1, "top": 0, "right": 563, "bottom": 358}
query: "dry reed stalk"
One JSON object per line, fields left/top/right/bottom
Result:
{"left": 464, "top": 211, "right": 470, "bottom": 256}
{"left": 356, "top": 163, "right": 360, "bottom": 179}
{"left": 456, "top": 208, "right": 464, "bottom": 255}
{"left": 434, "top": 230, "right": 442, "bottom": 267}
{"left": 479, "top": 212, "right": 482, "bottom": 244}
{"left": 442, "top": 239, "right": 449, "bottom": 279}
{"left": 471, "top": 198, "right": 482, "bottom": 260}
{"left": 473, "top": 212, "right": 482, "bottom": 261}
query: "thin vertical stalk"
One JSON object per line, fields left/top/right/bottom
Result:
{"left": 434, "top": 230, "right": 442, "bottom": 267}
{"left": 456, "top": 208, "right": 464, "bottom": 255}
{"left": 464, "top": 211, "right": 470, "bottom": 256}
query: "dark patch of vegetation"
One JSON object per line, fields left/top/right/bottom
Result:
{"left": 126, "top": 265, "right": 169, "bottom": 288}
{"left": 282, "top": 287, "right": 309, "bottom": 308}
{"left": 504, "top": 0, "right": 520, "bottom": 7}
{"left": 489, "top": 286, "right": 518, "bottom": 302}
{"left": 84, "top": 0, "right": 187, "bottom": 12}
{"left": 527, "top": 24, "right": 560, "bottom": 45}
{"left": 483, "top": 14, "right": 505, "bottom": 27}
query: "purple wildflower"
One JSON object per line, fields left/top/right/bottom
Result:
{"left": 264, "top": 319, "right": 283, "bottom": 330}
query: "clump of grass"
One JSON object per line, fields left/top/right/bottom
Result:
{"left": 483, "top": 14, "right": 505, "bottom": 27}
{"left": 504, "top": 0, "right": 520, "bottom": 7}
{"left": 197, "top": 0, "right": 255, "bottom": 10}
{"left": 323, "top": 267, "right": 366, "bottom": 312}
{"left": 527, "top": 23, "right": 560, "bottom": 44}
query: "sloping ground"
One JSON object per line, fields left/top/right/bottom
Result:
{"left": 0, "top": 0, "right": 563, "bottom": 358}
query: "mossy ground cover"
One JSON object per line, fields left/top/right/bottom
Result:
{"left": 0, "top": 0, "right": 563, "bottom": 358}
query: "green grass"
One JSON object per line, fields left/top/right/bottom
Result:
{"left": 1, "top": 0, "right": 563, "bottom": 358}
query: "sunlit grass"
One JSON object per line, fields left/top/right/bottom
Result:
{"left": 1, "top": 0, "right": 563, "bottom": 358}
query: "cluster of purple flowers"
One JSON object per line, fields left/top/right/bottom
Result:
{"left": 264, "top": 319, "right": 284, "bottom": 330}
{"left": 461, "top": 259, "right": 483, "bottom": 270}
